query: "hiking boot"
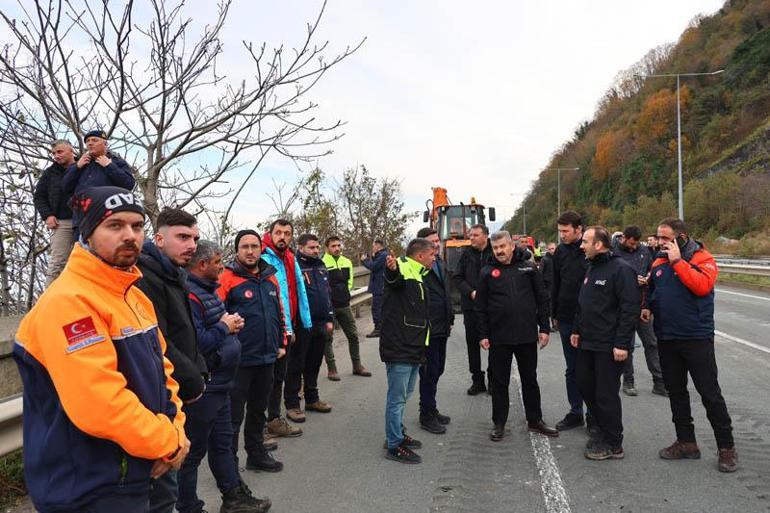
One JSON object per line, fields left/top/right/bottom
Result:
{"left": 365, "top": 329, "right": 380, "bottom": 338}
{"left": 622, "top": 381, "right": 638, "bottom": 397}
{"left": 286, "top": 408, "right": 306, "bottom": 423}
{"left": 659, "top": 440, "right": 701, "bottom": 460}
{"left": 528, "top": 420, "right": 559, "bottom": 438}
{"left": 586, "top": 414, "right": 601, "bottom": 438}
{"left": 306, "top": 401, "right": 332, "bottom": 413}
{"left": 555, "top": 413, "right": 584, "bottom": 431}
{"left": 262, "top": 436, "right": 278, "bottom": 452}
{"left": 718, "top": 448, "right": 738, "bottom": 473}
{"left": 246, "top": 451, "right": 284, "bottom": 473}
{"left": 327, "top": 370, "right": 340, "bottom": 381}
{"left": 490, "top": 424, "right": 505, "bottom": 442}
{"left": 585, "top": 442, "right": 624, "bottom": 460}
{"left": 221, "top": 480, "right": 272, "bottom": 512}
{"left": 353, "top": 363, "right": 372, "bottom": 377}
{"left": 652, "top": 383, "right": 669, "bottom": 396}
{"left": 420, "top": 411, "right": 447, "bottom": 434}
{"left": 585, "top": 433, "right": 603, "bottom": 450}
{"left": 267, "top": 417, "right": 303, "bottom": 438}
{"left": 434, "top": 409, "right": 451, "bottom": 425}
{"left": 467, "top": 381, "right": 486, "bottom": 396}
{"left": 385, "top": 445, "right": 421, "bottom": 464}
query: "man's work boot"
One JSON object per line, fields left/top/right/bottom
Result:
{"left": 327, "top": 369, "right": 341, "bottom": 382}
{"left": 622, "top": 381, "right": 638, "bottom": 397}
{"left": 306, "top": 400, "right": 332, "bottom": 413}
{"left": 246, "top": 450, "right": 284, "bottom": 473}
{"left": 286, "top": 408, "right": 306, "bottom": 423}
{"left": 718, "top": 448, "right": 738, "bottom": 473}
{"left": 221, "top": 480, "right": 272, "bottom": 512}
{"left": 555, "top": 413, "right": 584, "bottom": 431}
{"left": 365, "top": 329, "right": 380, "bottom": 338}
{"left": 490, "top": 424, "right": 505, "bottom": 442}
{"left": 467, "top": 381, "right": 486, "bottom": 396}
{"left": 659, "top": 440, "right": 701, "bottom": 460}
{"left": 267, "top": 417, "right": 303, "bottom": 438}
{"left": 353, "top": 363, "right": 372, "bottom": 377}
{"left": 434, "top": 409, "right": 451, "bottom": 425}
{"left": 419, "top": 411, "right": 447, "bottom": 434}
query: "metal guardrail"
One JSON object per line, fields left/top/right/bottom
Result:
{"left": 716, "top": 262, "right": 770, "bottom": 277}
{"left": 0, "top": 395, "right": 22, "bottom": 457}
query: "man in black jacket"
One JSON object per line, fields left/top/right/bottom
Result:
{"left": 552, "top": 211, "right": 591, "bottom": 432}
{"left": 477, "top": 231, "right": 558, "bottom": 442}
{"left": 381, "top": 238, "right": 434, "bottom": 464}
{"left": 416, "top": 228, "right": 454, "bottom": 435}
{"left": 570, "top": 226, "right": 639, "bottom": 461}
{"left": 452, "top": 224, "right": 493, "bottom": 395}
{"left": 34, "top": 140, "right": 76, "bottom": 285}
{"left": 136, "top": 208, "right": 207, "bottom": 513}
{"left": 284, "top": 234, "right": 335, "bottom": 422}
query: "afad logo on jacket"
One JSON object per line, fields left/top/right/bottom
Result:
{"left": 244, "top": 290, "right": 254, "bottom": 299}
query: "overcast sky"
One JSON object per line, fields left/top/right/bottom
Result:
{"left": 220, "top": 0, "right": 725, "bottom": 231}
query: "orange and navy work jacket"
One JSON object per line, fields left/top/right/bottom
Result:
{"left": 14, "top": 244, "right": 186, "bottom": 512}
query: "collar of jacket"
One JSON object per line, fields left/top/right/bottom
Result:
{"left": 228, "top": 258, "right": 273, "bottom": 279}
{"left": 398, "top": 256, "right": 429, "bottom": 281}
{"left": 322, "top": 252, "right": 351, "bottom": 268}
{"left": 69, "top": 243, "right": 142, "bottom": 294}
{"left": 486, "top": 246, "right": 527, "bottom": 266}
{"left": 141, "top": 241, "right": 186, "bottom": 284}
{"left": 588, "top": 251, "right": 613, "bottom": 265}
{"left": 186, "top": 271, "right": 219, "bottom": 294}
{"left": 296, "top": 251, "right": 323, "bottom": 267}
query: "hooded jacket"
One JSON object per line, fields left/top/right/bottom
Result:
{"left": 379, "top": 256, "right": 431, "bottom": 364}
{"left": 217, "top": 259, "right": 287, "bottom": 366}
{"left": 296, "top": 251, "right": 335, "bottom": 325}
{"left": 186, "top": 272, "right": 241, "bottom": 392}
{"left": 261, "top": 232, "right": 312, "bottom": 333}
{"left": 452, "top": 241, "right": 494, "bottom": 311}
{"left": 646, "top": 239, "right": 717, "bottom": 341}
{"left": 362, "top": 249, "right": 388, "bottom": 295}
{"left": 14, "top": 244, "right": 185, "bottom": 512}
{"left": 551, "top": 240, "right": 589, "bottom": 323}
{"left": 33, "top": 162, "right": 73, "bottom": 220}
{"left": 136, "top": 241, "right": 207, "bottom": 402}
{"left": 476, "top": 248, "right": 550, "bottom": 346}
{"left": 573, "top": 252, "right": 640, "bottom": 352}
{"left": 322, "top": 252, "right": 355, "bottom": 308}
{"left": 424, "top": 256, "right": 454, "bottom": 338}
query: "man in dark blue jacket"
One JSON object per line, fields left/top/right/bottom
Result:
{"left": 61, "top": 129, "right": 135, "bottom": 238}
{"left": 416, "top": 228, "right": 454, "bottom": 435}
{"left": 284, "top": 234, "right": 336, "bottom": 422}
{"left": 218, "top": 230, "right": 287, "bottom": 474}
{"left": 181, "top": 240, "right": 271, "bottom": 513}
{"left": 362, "top": 239, "right": 388, "bottom": 337}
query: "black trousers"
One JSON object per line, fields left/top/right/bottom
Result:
{"left": 285, "top": 325, "right": 329, "bottom": 408}
{"left": 488, "top": 343, "right": 542, "bottom": 426}
{"left": 463, "top": 310, "right": 487, "bottom": 384}
{"left": 658, "top": 339, "right": 733, "bottom": 448}
{"left": 268, "top": 344, "right": 290, "bottom": 421}
{"left": 576, "top": 349, "right": 624, "bottom": 448}
{"left": 419, "top": 336, "right": 447, "bottom": 414}
{"left": 284, "top": 328, "right": 310, "bottom": 410}
{"left": 229, "top": 364, "right": 273, "bottom": 461}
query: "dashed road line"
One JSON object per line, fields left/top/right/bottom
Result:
{"left": 715, "top": 329, "right": 770, "bottom": 355}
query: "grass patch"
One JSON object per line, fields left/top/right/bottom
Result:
{"left": 718, "top": 272, "right": 770, "bottom": 290}
{"left": 0, "top": 450, "right": 26, "bottom": 509}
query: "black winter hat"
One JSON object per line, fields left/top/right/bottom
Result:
{"left": 71, "top": 186, "right": 144, "bottom": 241}
{"left": 83, "top": 129, "right": 108, "bottom": 141}
{"left": 234, "top": 229, "right": 261, "bottom": 251}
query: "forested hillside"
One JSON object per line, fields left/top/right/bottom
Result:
{"left": 509, "top": 0, "right": 770, "bottom": 253}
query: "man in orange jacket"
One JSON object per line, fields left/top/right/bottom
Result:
{"left": 14, "top": 186, "right": 190, "bottom": 513}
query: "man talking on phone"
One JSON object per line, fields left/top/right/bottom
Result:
{"left": 475, "top": 231, "right": 557, "bottom": 442}
{"left": 644, "top": 218, "right": 737, "bottom": 473}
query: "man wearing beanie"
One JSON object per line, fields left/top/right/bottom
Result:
{"left": 14, "top": 186, "right": 190, "bottom": 513}
{"left": 136, "top": 207, "right": 207, "bottom": 513}
{"left": 218, "top": 230, "right": 288, "bottom": 473}
{"left": 61, "top": 129, "right": 135, "bottom": 238}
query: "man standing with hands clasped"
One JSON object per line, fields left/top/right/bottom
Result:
{"left": 476, "top": 231, "right": 558, "bottom": 442}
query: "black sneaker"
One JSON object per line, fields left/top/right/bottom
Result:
{"left": 434, "top": 409, "right": 451, "bottom": 425}
{"left": 365, "top": 329, "right": 380, "bottom": 338}
{"left": 585, "top": 442, "right": 624, "bottom": 460}
{"left": 246, "top": 451, "right": 284, "bottom": 473}
{"left": 385, "top": 445, "right": 421, "bottom": 464}
{"left": 382, "top": 434, "right": 423, "bottom": 450}
{"left": 490, "top": 424, "right": 505, "bottom": 442}
{"left": 221, "top": 481, "right": 272, "bottom": 513}
{"left": 622, "top": 381, "right": 638, "bottom": 397}
{"left": 555, "top": 413, "right": 584, "bottom": 431}
{"left": 467, "top": 382, "right": 486, "bottom": 396}
{"left": 420, "top": 411, "right": 447, "bottom": 434}
{"left": 652, "top": 383, "right": 669, "bottom": 396}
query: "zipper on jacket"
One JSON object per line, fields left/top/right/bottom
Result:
{"left": 123, "top": 287, "right": 166, "bottom": 409}
{"left": 118, "top": 453, "right": 128, "bottom": 487}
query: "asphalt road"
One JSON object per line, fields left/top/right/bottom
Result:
{"left": 9, "top": 285, "right": 770, "bottom": 513}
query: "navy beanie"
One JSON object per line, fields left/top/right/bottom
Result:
{"left": 234, "top": 229, "right": 261, "bottom": 251}
{"left": 71, "top": 186, "right": 144, "bottom": 240}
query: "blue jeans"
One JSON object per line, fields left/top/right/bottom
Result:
{"left": 149, "top": 470, "right": 177, "bottom": 513}
{"left": 385, "top": 363, "right": 420, "bottom": 449}
{"left": 419, "top": 337, "right": 447, "bottom": 414}
{"left": 559, "top": 320, "right": 585, "bottom": 415}
{"left": 177, "top": 392, "right": 240, "bottom": 513}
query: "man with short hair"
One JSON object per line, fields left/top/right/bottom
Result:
{"left": 218, "top": 230, "right": 286, "bottom": 473}
{"left": 61, "top": 129, "right": 135, "bottom": 238}
{"left": 571, "top": 226, "right": 638, "bottom": 460}
{"left": 136, "top": 208, "right": 207, "bottom": 513}
{"left": 552, "top": 211, "right": 592, "bottom": 432}
{"left": 611, "top": 226, "right": 666, "bottom": 397}
{"left": 262, "top": 219, "right": 312, "bottom": 437}
{"left": 477, "top": 231, "right": 558, "bottom": 442}
{"left": 539, "top": 242, "right": 556, "bottom": 299}
{"left": 645, "top": 218, "right": 737, "bottom": 473}
{"left": 646, "top": 235, "right": 659, "bottom": 260}
{"left": 284, "top": 233, "right": 335, "bottom": 423}
{"left": 15, "top": 186, "right": 189, "bottom": 513}
{"left": 362, "top": 239, "right": 388, "bottom": 338}
{"left": 323, "top": 235, "right": 372, "bottom": 379}
{"left": 452, "top": 223, "right": 493, "bottom": 395}
{"left": 34, "top": 139, "right": 77, "bottom": 284}
{"left": 415, "top": 227, "right": 454, "bottom": 435}
{"left": 381, "top": 238, "right": 433, "bottom": 464}
{"left": 180, "top": 240, "right": 271, "bottom": 513}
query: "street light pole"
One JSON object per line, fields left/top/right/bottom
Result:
{"left": 548, "top": 167, "right": 579, "bottom": 242}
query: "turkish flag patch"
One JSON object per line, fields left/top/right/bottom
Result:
{"left": 491, "top": 269, "right": 501, "bottom": 278}
{"left": 245, "top": 290, "right": 254, "bottom": 299}
{"left": 63, "top": 317, "right": 98, "bottom": 345}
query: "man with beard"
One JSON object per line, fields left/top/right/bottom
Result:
{"left": 362, "top": 239, "right": 388, "bottom": 338}
{"left": 218, "top": 230, "right": 287, "bottom": 473}
{"left": 14, "top": 186, "right": 190, "bottom": 512}
{"left": 137, "top": 208, "right": 207, "bottom": 513}
{"left": 33, "top": 139, "right": 77, "bottom": 284}
{"left": 477, "top": 231, "right": 558, "bottom": 442}
{"left": 261, "top": 219, "right": 312, "bottom": 436}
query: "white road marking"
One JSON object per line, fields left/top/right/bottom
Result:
{"left": 512, "top": 363, "right": 572, "bottom": 513}
{"left": 715, "top": 330, "right": 770, "bottom": 355}
{"left": 715, "top": 288, "right": 770, "bottom": 302}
